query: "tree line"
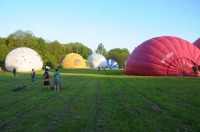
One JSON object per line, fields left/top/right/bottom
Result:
{"left": 0, "top": 30, "right": 130, "bottom": 68}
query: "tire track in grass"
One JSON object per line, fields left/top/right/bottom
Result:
{"left": 136, "top": 94, "right": 191, "bottom": 131}
{"left": 0, "top": 83, "right": 41, "bottom": 110}
{"left": 169, "top": 92, "right": 200, "bottom": 108}
{"left": 0, "top": 89, "right": 43, "bottom": 111}
{"left": 108, "top": 77, "right": 144, "bottom": 115}
{"left": 0, "top": 92, "right": 56, "bottom": 131}
{"left": 117, "top": 78, "right": 191, "bottom": 131}
{"left": 138, "top": 94, "right": 167, "bottom": 114}
{"left": 95, "top": 79, "right": 105, "bottom": 131}
{"left": 40, "top": 79, "right": 91, "bottom": 132}
{"left": 107, "top": 78, "right": 143, "bottom": 130}
{"left": 0, "top": 76, "right": 76, "bottom": 111}
{"left": 0, "top": 89, "right": 52, "bottom": 130}
{"left": 0, "top": 77, "right": 83, "bottom": 131}
{"left": 118, "top": 77, "right": 173, "bottom": 114}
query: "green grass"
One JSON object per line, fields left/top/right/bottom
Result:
{"left": 0, "top": 69, "right": 200, "bottom": 131}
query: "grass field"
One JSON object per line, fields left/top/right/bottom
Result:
{"left": 0, "top": 69, "right": 200, "bottom": 131}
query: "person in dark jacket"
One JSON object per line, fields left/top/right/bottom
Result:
{"left": 12, "top": 68, "right": 16, "bottom": 78}
{"left": 43, "top": 69, "right": 50, "bottom": 90}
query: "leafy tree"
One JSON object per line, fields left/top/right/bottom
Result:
{"left": 81, "top": 47, "right": 92, "bottom": 59}
{"left": 7, "top": 30, "right": 36, "bottom": 49}
{"left": 6, "top": 34, "right": 17, "bottom": 50}
{"left": 95, "top": 43, "right": 107, "bottom": 57}
{"left": 65, "top": 44, "right": 73, "bottom": 54}
{"left": 45, "top": 52, "right": 57, "bottom": 68}
{"left": 48, "top": 41, "right": 65, "bottom": 67}
{"left": 107, "top": 48, "right": 130, "bottom": 68}
{"left": 35, "top": 37, "right": 48, "bottom": 66}
{"left": 0, "top": 37, "right": 9, "bottom": 66}
{"left": 65, "top": 42, "right": 92, "bottom": 59}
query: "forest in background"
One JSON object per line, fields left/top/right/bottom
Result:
{"left": 0, "top": 30, "right": 130, "bottom": 68}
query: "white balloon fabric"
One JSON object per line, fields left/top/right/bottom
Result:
{"left": 5, "top": 47, "right": 43, "bottom": 72}
{"left": 88, "top": 53, "right": 107, "bottom": 68}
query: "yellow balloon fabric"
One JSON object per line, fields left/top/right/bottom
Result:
{"left": 61, "top": 53, "right": 86, "bottom": 69}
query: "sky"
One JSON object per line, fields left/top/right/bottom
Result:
{"left": 0, "top": 0, "right": 200, "bottom": 53}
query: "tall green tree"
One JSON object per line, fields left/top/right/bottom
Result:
{"left": 65, "top": 42, "right": 92, "bottom": 59}
{"left": 95, "top": 43, "right": 107, "bottom": 57}
{"left": 35, "top": 37, "right": 48, "bottom": 66}
{"left": 6, "top": 34, "right": 17, "bottom": 50}
{"left": 7, "top": 30, "right": 36, "bottom": 49}
{"left": 48, "top": 41, "right": 65, "bottom": 67}
{"left": 107, "top": 48, "right": 130, "bottom": 68}
{"left": 0, "top": 37, "right": 9, "bottom": 66}
{"left": 45, "top": 52, "right": 57, "bottom": 68}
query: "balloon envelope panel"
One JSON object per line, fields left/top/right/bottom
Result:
{"left": 61, "top": 53, "right": 86, "bottom": 68}
{"left": 193, "top": 38, "right": 200, "bottom": 49}
{"left": 5, "top": 47, "right": 43, "bottom": 72}
{"left": 106, "top": 59, "right": 119, "bottom": 68}
{"left": 124, "top": 36, "right": 200, "bottom": 76}
{"left": 87, "top": 53, "right": 107, "bottom": 68}
{"left": 85, "top": 60, "right": 91, "bottom": 68}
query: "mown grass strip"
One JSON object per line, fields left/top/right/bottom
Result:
{"left": 0, "top": 69, "right": 199, "bottom": 131}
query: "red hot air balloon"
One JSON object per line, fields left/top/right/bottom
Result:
{"left": 193, "top": 38, "right": 200, "bottom": 49}
{"left": 124, "top": 36, "right": 200, "bottom": 76}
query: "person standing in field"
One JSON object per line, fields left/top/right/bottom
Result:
{"left": 43, "top": 68, "right": 50, "bottom": 90}
{"left": 31, "top": 69, "right": 37, "bottom": 85}
{"left": 194, "top": 64, "right": 199, "bottom": 77}
{"left": 12, "top": 68, "right": 16, "bottom": 78}
{"left": 53, "top": 68, "right": 61, "bottom": 91}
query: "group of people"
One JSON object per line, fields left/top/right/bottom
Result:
{"left": 12, "top": 68, "right": 61, "bottom": 91}
{"left": 43, "top": 68, "right": 61, "bottom": 91}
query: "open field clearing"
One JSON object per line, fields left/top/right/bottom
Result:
{"left": 0, "top": 69, "right": 200, "bottom": 131}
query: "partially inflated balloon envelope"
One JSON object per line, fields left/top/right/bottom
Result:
{"left": 124, "top": 36, "right": 200, "bottom": 76}
{"left": 85, "top": 60, "right": 91, "bottom": 68}
{"left": 193, "top": 38, "right": 200, "bottom": 49}
{"left": 61, "top": 53, "right": 86, "bottom": 68}
{"left": 5, "top": 47, "right": 43, "bottom": 72}
{"left": 106, "top": 59, "right": 119, "bottom": 68}
{"left": 88, "top": 53, "right": 107, "bottom": 68}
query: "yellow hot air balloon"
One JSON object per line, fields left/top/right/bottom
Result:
{"left": 61, "top": 53, "right": 86, "bottom": 69}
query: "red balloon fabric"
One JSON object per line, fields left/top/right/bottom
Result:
{"left": 193, "top": 38, "right": 200, "bottom": 49}
{"left": 124, "top": 36, "right": 200, "bottom": 76}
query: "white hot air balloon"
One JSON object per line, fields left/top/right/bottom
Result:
{"left": 87, "top": 53, "right": 107, "bottom": 68}
{"left": 5, "top": 47, "right": 43, "bottom": 72}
